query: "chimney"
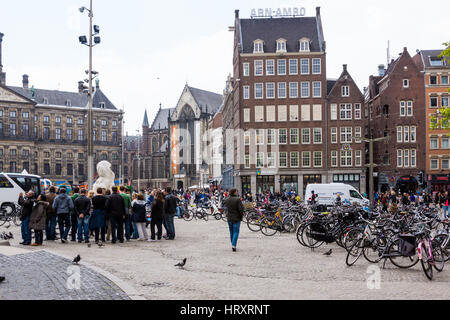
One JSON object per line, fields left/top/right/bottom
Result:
{"left": 235, "top": 9, "right": 239, "bottom": 19}
{"left": 22, "top": 74, "right": 29, "bottom": 88}
{"left": 316, "top": 7, "right": 321, "bottom": 16}
{"left": 95, "top": 78, "right": 100, "bottom": 90}
{"left": 378, "top": 64, "right": 386, "bottom": 77}
{"left": 0, "top": 32, "right": 5, "bottom": 85}
{"left": 343, "top": 64, "right": 347, "bottom": 72}
{"left": 78, "top": 81, "right": 84, "bottom": 93}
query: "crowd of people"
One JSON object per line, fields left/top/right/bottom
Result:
{"left": 17, "top": 186, "right": 179, "bottom": 246}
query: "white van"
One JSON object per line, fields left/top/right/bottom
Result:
{"left": 0, "top": 173, "right": 42, "bottom": 214}
{"left": 304, "top": 183, "right": 369, "bottom": 207}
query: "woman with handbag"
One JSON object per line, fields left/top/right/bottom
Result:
{"left": 29, "top": 194, "right": 49, "bottom": 246}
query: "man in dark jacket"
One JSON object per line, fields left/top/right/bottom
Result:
{"left": 74, "top": 189, "right": 92, "bottom": 243}
{"left": 223, "top": 188, "right": 244, "bottom": 252}
{"left": 163, "top": 187, "right": 177, "bottom": 240}
{"left": 105, "top": 188, "right": 126, "bottom": 244}
{"left": 45, "top": 186, "right": 58, "bottom": 241}
{"left": 52, "top": 188, "right": 74, "bottom": 243}
{"left": 70, "top": 187, "right": 80, "bottom": 242}
{"left": 18, "top": 191, "right": 35, "bottom": 245}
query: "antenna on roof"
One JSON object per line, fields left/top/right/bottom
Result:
{"left": 387, "top": 40, "right": 390, "bottom": 67}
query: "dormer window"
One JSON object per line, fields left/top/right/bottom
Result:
{"left": 276, "top": 39, "right": 287, "bottom": 53}
{"left": 253, "top": 40, "right": 264, "bottom": 53}
{"left": 430, "top": 57, "right": 443, "bottom": 66}
{"left": 299, "top": 38, "right": 310, "bottom": 52}
{"left": 100, "top": 102, "right": 106, "bottom": 109}
{"left": 65, "top": 100, "right": 71, "bottom": 107}
{"left": 43, "top": 97, "right": 49, "bottom": 105}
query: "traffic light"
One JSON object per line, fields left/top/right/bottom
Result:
{"left": 418, "top": 171, "right": 424, "bottom": 185}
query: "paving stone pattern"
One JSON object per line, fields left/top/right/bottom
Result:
{"left": 0, "top": 251, "right": 130, "bottom": 300}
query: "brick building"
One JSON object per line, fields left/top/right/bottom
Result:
{"left": 366, "top": 47, "right": 426, "bottom": 193}
{"left": 413, "top": 50, "right": 450, "bottom": 192}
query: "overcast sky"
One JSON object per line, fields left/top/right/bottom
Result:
{"left": 1, "top": 0, "right": 449, "bottom": 134}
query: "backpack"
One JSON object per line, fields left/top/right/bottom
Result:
{"left": 398, "top": 234, "right": 416, "bottom": 257}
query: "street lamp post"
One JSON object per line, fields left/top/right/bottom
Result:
{"left": 137, "top": 130, "right": 141, "bottom": 193}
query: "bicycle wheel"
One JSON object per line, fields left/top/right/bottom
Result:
{"left": 183, "top": 211, "right": 194, "bottom": 221}
{"left": 346, "top": 239, "right": 364, "bottom": 267}
{"left": 247, "top": 217, "right": 262, "bottom": 232}
{"left": 433, "top": 234, "right": 450, "bottom": 262}
{"left": 431, "top": 240, "right": 445, "bottom": 272}
{"left": 363, "top": 239, "right": 383, "bottom": 264}
{"left": 0, "top": 209, "right": 7, "bottom": 227}
{"left": 388, "top": 239, "right": 419, "bottom": 269}
{"left": 420, "top": 245, "right": 433, "bottom": 280}
{"left": 296, "top": 224, "right": 307, "bottom": 247}
{"left": 203, "top": 211, "right": 209, "bottom": 221}
{"left": 301, "top": 223, "right": 325, "bottom": 249}
{"left": 261, "top": 221, "right": 278, "bottom": 236}
{"left": 343, "top": 228, "right": 364, "bottom": 252}
{"left": 282, "top": 218, "right": 295, "bottom": 233}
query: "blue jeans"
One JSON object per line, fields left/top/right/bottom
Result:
{"left": 228, "top": 222, "right": 241, "bottom": 248}
{"left": 57, "top": 213, "right": 71, "bottom": 240}
{"left": 77, "top": 215, "right": 91, "bottom": 241}
{"left": 45, "top": 215, "right": 57, "bottom": 240}
{"left": 163, "top": 215, "right": 175, "bottom": 239}
{"left": 124, "top": 214, "right": 132, "bottom": 240}
{"left": 132, "top": 222, "right": 139, "bottom": 239}
{"left": 21, "top": 216, "right": 31, "bottom": 244}
{"left": 176, "top": 206, "right": 183, "bottom": 218}
{"left": 443, "top": 206, "right": 449, "bottom": 219}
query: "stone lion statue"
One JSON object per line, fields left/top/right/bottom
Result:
{"left": 93, "top": 161, "right": 115, "bottom": 192}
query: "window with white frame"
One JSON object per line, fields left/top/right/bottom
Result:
{"left": 355, "top": 127, "right": 362, "bottom": 143}
{"left": 331, "top": 127, "right": 338, "bottom": 144}
{"left": 301, "top": 105, "right": 310, "bottom": 121}
{"left": 340, "top": 104, "right": 352, "bottom": 120}
{"left": 403, "top": 79, "right": 409, "bottom": 88}
{"left": 256, "top": 129, "right": 264, "bottom": 145}
{"left": 290, "top": 152, "right": 299, "bottom": 168}
{"left": 302, "top": 152, "right": 311, "bottom": 167}
{"left": 255, "top": 106, "right": 264, "bottom": 122}
{"left": 442, "top": 137, "right": 449, "bottom": 149}
{"left": 301, "top": 82, "right": 310, "bottom": 98}
{"left": 278, "top": 82, "right": 287, "bottom": 99}
{"left": 243, "top": 108, "right": 250, "bottom": 123}
{"left": 264, "top": 60, "right": 275, "bottom": 76}
{"left": 302, "top": 128, "right": 310, "bottom": 144}
{"left": 290, "top": 128, "right": 299, "bottom": 144}
{"left": 431, "top": 159, "right": 439, "bottom": 170}
{"left": 355, "top": 150, "right": 362, "bottom": 167}
{"left": 279, "top": 129, "right": 287, "bottom": 144}
{"left": 256, "top": 152, "right": 264, "bottom": 168}
{"left": 267, "top": 152, "right": 276, "bottom": 168}
{"left": 244, "top": 131, "right": 250, "bottom": 146}
{"left": 289, "top": 82, "right": 298, "bottom": 98}
{"left": 404, "top": 149, "right": 409, "bottom": 167}
{"left": 244, "top": 154, "right": 250, "bottom": 168}
{"left": 300, "top": 40, "right": 310, "bottom": 52}
{"left": 254, "top": 41, "right": 264, "bottom": 53}
{"left": 279, "top": 152, "right": 288, "bottom": 167}
{"left": 312, "top": 82, "right": 321, "bottom": 98}
{"left": 312, "top": 104, "right": 322, "bottom": 121}
{"left": 331, "top": 151, "right": 338, "bottom": 167}
{"left": 411, "top": 149, "right": 417, "bottom": 167}
{"left": 340, "top": 151, "right": 352, "bottom": 167}
{"left": 330, "top": 104, "right": 338, "bottom": 120}
{"left": 289, "top": 105, "right": 299, "bottom": 121}
{"left": 400, "top": 101, "right": 406, "bottom": 116}
{"left": 289, "top": 59, "right": 298, "bottom": 75}
{"left": 407, "top": 101, "right": 413, "bottom": 116}
{"left": 442, "top": 159, "right": 449, "bottom": 170}
{"left": 267, "top": 105, "right": 276, "bottom": 122}
{"left": 312, "top": 58, "right": 321, "bottom": 74}
{"left": 397, "top": 127, "right": 403, "bottom": 143}
{"left": 313, "top": 128, "right": 322, "bottom": 144}
{"left": 255, "top": 83, "right": 263, "bottom": 99}
{"left": 313, "top": 152, "right": 322, "bottom": 167}
{"left": 276, "top": 40, "right": 287, "bottom": 53}
{"left": 430, "top": 138, "right": 438, "bottom": 149}
{"left": 243, "top": 63, "right": 250, "bottom": 76}
{"left": 266, "top": 83, "right": 275, "bottom": 99}
{"left": 267, "top": 129, "right": 276, "bottom": 145}
{"left": 403, "top": 126, "right": 409, "bottom": 143}
{"left": 397, "top": 150, "right": 403, "bottom": 167}
{"left": 278, "top": 59, "right": 286, "bottom": 75}
{"left": 442, "top": 96, "right": 449, "bottom": 107}
{"left": 340, "top": 127, "right": 352, "bottom": 143}
{"left": 355, "top": 104, "right": 361, "bottom": 119}
{"left": 254, "top": 60, "right": 263, "bottom": 76}
{"left": 342, "top": 86, "right": 350, "bottom": 97}
{"left": 442, "top": 75, "right": 449, "bottom": 85}
{"left": 300, "top": 59, "right": 309, "bottom": 75}
{"left": 243, "top": 86, "right": 250, "bottom": 99}
{"left": 278, "top": 105, "right": 287, "bottom": 121}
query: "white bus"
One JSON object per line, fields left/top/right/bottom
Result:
{"left": 0, "top": 172, "right": 42, "bottom": 214}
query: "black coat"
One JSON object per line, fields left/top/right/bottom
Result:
{"left": 224, "top": 196, "right": 244, "bottom": 223}
{"left": 105, "top": 193, "right": 126, "bottom": 217}
{"left": 74, "top": 195, "right": 91, "bottom": 216}
{"left": 18, "top": 196, "right": 34, "bottom": 220}
{"left": 131, "top": 200, "right": 147, "bottom": 223}
{"left": 164, "top": 194, "right": 177, "bottom": 216}
{"left": 151, "top": 199, "right": 164, "bottom": 220}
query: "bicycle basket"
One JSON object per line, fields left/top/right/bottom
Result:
{"left": 398, "top": 234, "right": 416, "bottom": 257}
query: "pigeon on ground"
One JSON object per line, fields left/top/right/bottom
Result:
{"left": 175, "top": 258, "right": 187, "bottom": 268}
{"left": 323, "top": 249, "right": 333, "bottom": 256}
{"left": 0, "top": 276, "right": 5, "bottom": 283}
{"left": 98, "top": 242, "right": 105, "bottom": 248}
{"left": 72, "top": 255, "right": 81, "bottom": 265}
{"left": 87, "top": 243, "right": 91, "bottom": 248}
{"left": 8, "top": 232, "right": 13, "bottom": 239}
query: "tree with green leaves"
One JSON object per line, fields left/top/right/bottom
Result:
{"left": 430, "top": 42, "right": 450, "bottom": 131}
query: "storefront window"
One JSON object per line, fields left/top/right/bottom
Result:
{"left": 281, "top": 175, "right": 298, "bottom": 193}
{"left": 256, "top": 176, "right": 275, "bottom": 194}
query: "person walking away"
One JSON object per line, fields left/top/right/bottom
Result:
{"left": 45, "top": 187, "right": 57, "bottom": 241}
{"left": 74, "top": 189, "right": 91, "bottom": 243}
{"left": 119, "top": 186, "right": 133, "bottom": 241}
{"left": 105, "top": 188, "right": 126, "bottom": 244}
{"left": 104, "top": 189, "right": 112, "bottom": 241}
{"left": 224, "top": 188, "right": 244, "bottom": 252}
{"left": 30, "top": 195, "right": 49, "bottom": 246}
{"left": 149, "top": 191, "right": 165, "bottom": 242}
{"left": 52, "top": 188, "right": 74, "bottom": 243}
{"left": 131, "top": 194, "right": 148, "bottom": 241}
{"left": 91, "top": 188, "right": 107, "bottom": 243}
{"left": 442, "top": 192, "right": 449, "bottom": 220}
{"left": 128, "top": 188, "right": 139, "bottom": 239}
{"left": 163, "top": 187, "right": 177, "bottom": 240}
{"left": 434, "top": 192, "right": 442, "bottom": 209}
{"left": 18, "top": 191, "right": 35, "bottom": 245}
{"left": 70, "top": 187, "right": 81, "bottom": 242}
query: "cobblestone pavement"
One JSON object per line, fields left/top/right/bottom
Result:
{"left": 0, "top": 250, "right": 130, "bottom": 300}
{"left": 3, "top": 218, "right": 450, "bottom": 300}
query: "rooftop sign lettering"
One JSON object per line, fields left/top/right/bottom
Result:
{"left": 250, "top": 7, "right": 306, "bottom": 18}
